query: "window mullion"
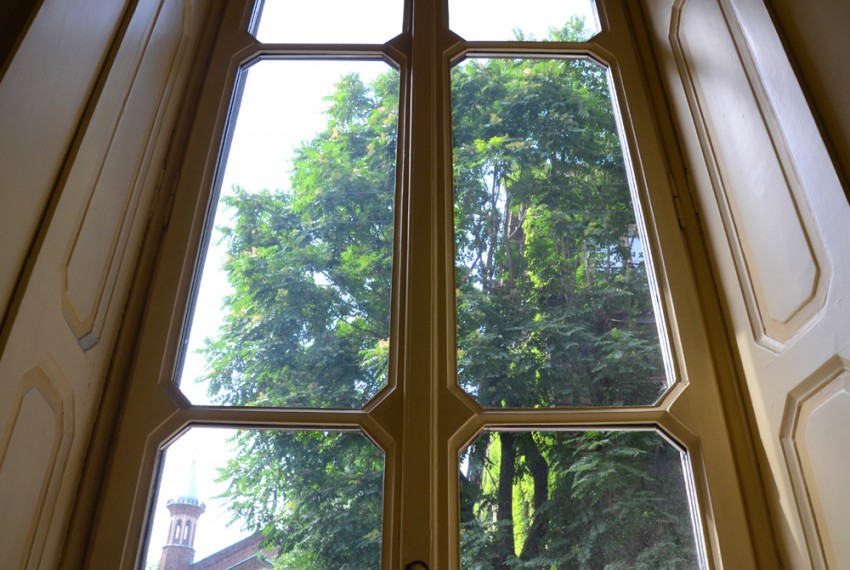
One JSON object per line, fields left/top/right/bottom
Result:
{"left": 398, "top": 0, "right": 448, "bottom": 566}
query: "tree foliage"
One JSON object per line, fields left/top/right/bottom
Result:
{"left": 204, "top": 71, "right": 398, "bottom": 409}
{"left": 451, "top": 52, "right": 664, "bottom": 409}
{"left": 201, "top": 20, "right": 699, "bottom": 570}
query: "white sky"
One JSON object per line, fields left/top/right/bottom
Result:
{"left": 144, "top": 1, "right": 598, "bottom": 567}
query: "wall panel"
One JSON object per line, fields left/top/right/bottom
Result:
{"left": 0, "top": 0, "right": 211, "bottom": 566}
{"left": 0, "top": 0, "right": 130, "bottom": 323}
{"left": 0, "top": 361, "right": 73, "bottom": 568}
{"left": 671, "top": 0, "right": 829, "bottom": 351}
{"left": 62, "top": 0, "right": 191, "bottom": 349}
{"left": 641, "top": 0, "right": 850, "bottom": 567}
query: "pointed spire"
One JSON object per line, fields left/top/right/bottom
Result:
{"left": 185, "top": 458, "right": 199, "bottom": 502}
{"left": 168, "top": 458, "right": 204, "bottom": 507}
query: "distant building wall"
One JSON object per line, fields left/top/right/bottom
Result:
{"left": 189, "top": 533, "right": 274, "bottom": 570}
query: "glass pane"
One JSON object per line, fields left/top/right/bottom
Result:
{"left": 449, "top": 0, "right": 599, "bottom": 42}
{"left": 252, "top": 0, "right": 403, "bottom": 44}
{"left": 452, "top": 57, "right": 668, "bottom": 408}
{"left": 179, "top": 60, "right": 399, "bottom": 407}
{"left": 143, "top": 427, "right": 385, "bottom": 569}
{"left": 460, "top": 430, "right": 703, "bottom": 568}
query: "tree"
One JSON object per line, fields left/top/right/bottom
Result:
{"left": 451, "top": 28, "right": 697, "bottom": 567}
{"left": 201, "top": 20, "right": 699, "bottom": 569}
{"left": 205, "top": 70, "right": 398, "bottom": 410}
{"left": 203, "top": 70, "right": 398, "bottom": 569}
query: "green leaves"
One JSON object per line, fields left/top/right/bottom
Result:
{"left": 451, "top": 54, "right": 665, "bottom": 409}
{"left": 200, "top": 70, "right": 397, "bottom": 567}
{"left": 217, "top": 431, "right": 384, "bottom": 569}
{"left": 203, "top": 70, "right": 398, "bottom": 409}
{"left": 201, "top": 20, "right": 695, "bottom": 568}
{"left": 452, "top": 24, "right": 696, "bottom": 569}
{"left": 462, "top": 431, "right": 699, "bottom": 569}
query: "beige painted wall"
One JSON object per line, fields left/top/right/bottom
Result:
{"left": 0, "top": 0, "right": 131, "bottom": 327}
{"left": 769, "top": 0, "right": 850, "bottom": 195}
{"left": 0, "top": 0, "right": 212, "bottom": 567}
{"left": 639, "top": 0, "right": 850, "bottom": 566}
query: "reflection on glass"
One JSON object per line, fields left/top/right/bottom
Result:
{"left": 252, "top": 0, "right": 403, "bottom": 44}
{"left": 449, "top": 0, "right": 599, "bottom": 41}
{"left": 179, "top": 60, "right": 399, "bottom": 407}
{"left": 452, "top": 57, "right": 668, "bottom": 408}
{"left": 143, "top": 428, "right": 385, "bottom": 569}
{"left": 460, "top": 430, "right": 702, "bottom": 569}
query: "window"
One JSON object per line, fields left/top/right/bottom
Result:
{"left": 88, "top": 1, "right": 767, "bottom": 567}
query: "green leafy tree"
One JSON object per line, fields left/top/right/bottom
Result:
{"left": 205, "top": 71, "right": 398, "bottom": 410}
{"left": 201, "top": 20, "right": 698, "bottom": 569}
{"left": 203, "top": 71, "right": 397, "bottom": 569}
{"left": 451, "top": 23, "right": 696, "bottom": 569}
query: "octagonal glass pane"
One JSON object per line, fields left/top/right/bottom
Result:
{"left": 459, "top": 430, "right": 703, "bottom": 568}
{"left": 179, "top": 59, "right": 399, "bottom": 407}
{"left": 251, "top": 0, "right": 403, "bottom": 44}
{"left": 449, "top": 0, "right": 600, "bottom": 42}
{"left": 143, "top": 427, "right": 385, "bottom": 568}
{"left": 452, "top": 57, "right": 670, "bottom": 408}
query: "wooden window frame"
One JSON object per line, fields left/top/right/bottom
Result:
{"left": 81, "top": 1, "right": 780, "bottom": 568}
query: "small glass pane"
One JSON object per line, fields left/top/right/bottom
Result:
{"left": 449, "top": 0, "right": 599, "bottom": 42}
{"left": 252, "top": 0, "right": 403, "bottom": 44}
{"left": 143, "top": 427, "right": 385, "bottom": 568}
{"left": 460, "top": 430, "right": 703, "bottom": 568}
{"left": 452, "top": 57, "right": 668, "bottom": 408}
{"left": 179, "top": 60, "right": 399, "bottom": 407}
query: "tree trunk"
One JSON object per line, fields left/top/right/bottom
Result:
{"left": 519, "top": 434, "right": 550, "bottom": 562}
{"left": 493, "top": 431, "right": 517, "bottom": 569}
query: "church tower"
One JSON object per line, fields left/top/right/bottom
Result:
{"left": 159, "top": 459, "right": 206, "bottom": 570}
